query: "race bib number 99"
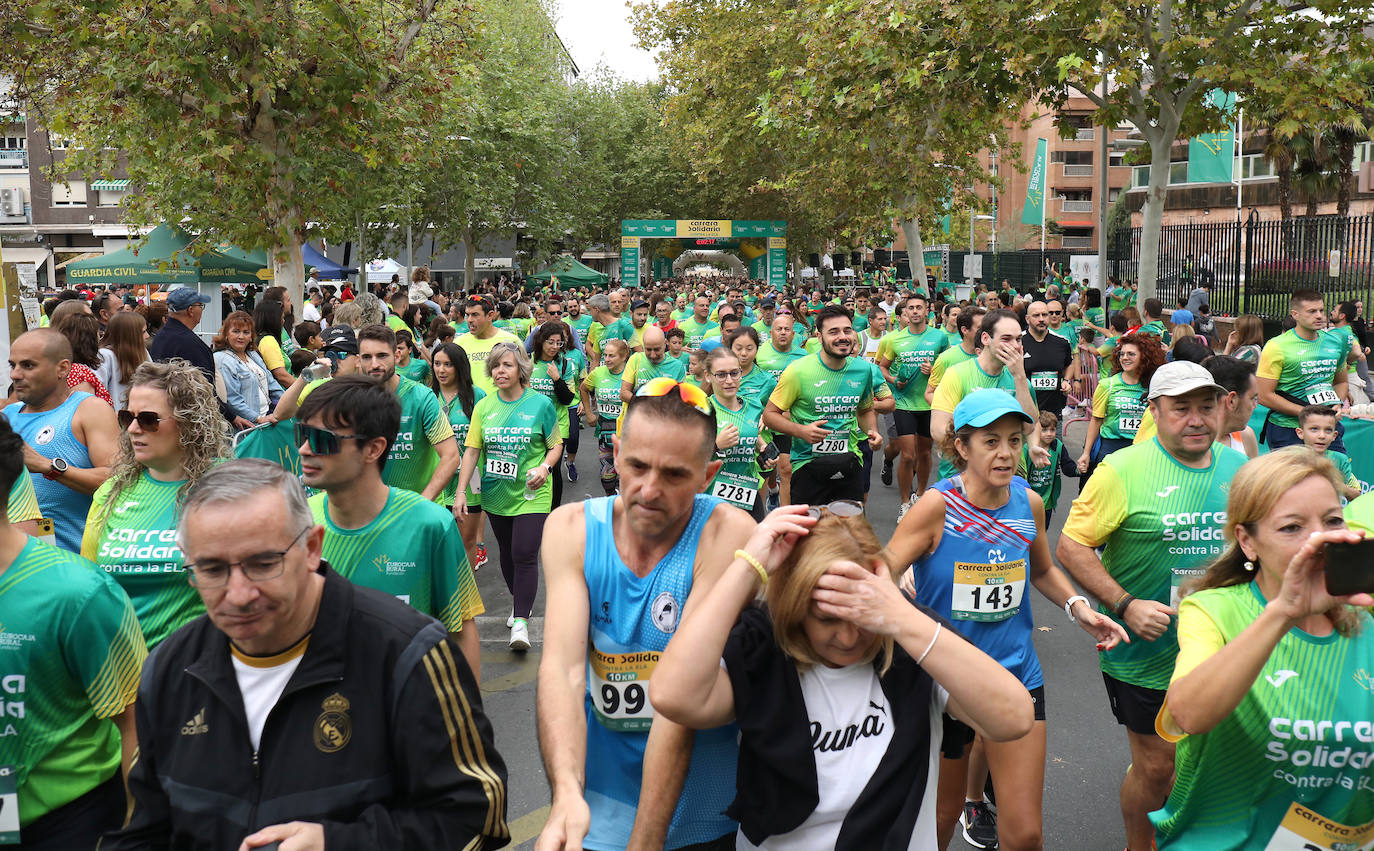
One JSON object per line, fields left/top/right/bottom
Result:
{"left": 589, "top": 645, "right": 657, "bottom": 732}
{"left": 951, "top": 559, "right": 1027, "bottom": 622}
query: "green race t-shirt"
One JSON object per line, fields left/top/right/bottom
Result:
{"left": 1109, "top": 286, "right": 1131, "bottom": 311}
{"left": 709, "top": 396, "right": 766, "bottom": 510}
{"left": 0, "top": 538, "right": 146, "bottom": 825}
{"left": 755, "top": 342, "right": 807, "bottom": 381}
{"left": 1257, "top": 328, "right": 1350, "bottom": 428}
{"left": 1138, "top": 319, "right": 1172, "bottom": 347}
{"left": 876, "top": 325, "right": 949, "bottom": 411}
{"left": 621, "top": 352, "right": 687, "bottom": 394}
{"left": 6, "top": 474, "right": 39, "bottom": 525}
{"left": 81, "top": 472, "right": 201, "bottom": 648}
{"left": 396, "top": 356, "right": 432, "bottom": 385}
{"left": 1091, "top": 374, "right": 1147, "bottom": 441}
{"left": 677, "top": 317, "right": 720, "bottom": 349}
{"left": 582, "top": 365, "right": 625, "bottom": 437}
{"left": 567, "top": 313, "right": 593, "bottom": 339}
{"left": 310, "top": 487, "right": 482, "bottom": 631}
{"left": 530, "top": 356, "right": 580, "bottom": 439}
{"left": 382, "top": 376, "right": 455, "bottom": 495}
{"left": 1153, "top": 584, "right": 1374, "bottom": 849}
{"left": 438, "top": 386, "right": 486, "bottom": 508}
{"left": 1060, "top": 440, "right": 1246, "bottom": 689}
{"left": 466, "top": 388, "right": 560, "bottom": 516}
{"left": 1019, "top": 439, "right": 1065, "bottom": 510}
{"left": 768, "top": 353, "right": 876, "bottom": 470}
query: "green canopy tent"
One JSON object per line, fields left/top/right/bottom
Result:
{"left": 528, "top": 255, "right": 609, "bottom": 290}
{"left": 65, "top": 223, "right": 265, "bottom": 285}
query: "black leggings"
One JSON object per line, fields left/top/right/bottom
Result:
{"left": 487, "top": 511, "right": 546, "bottom": 619}
{"left": 551, "top": 455, "right": 564, "bottom": 509}
{"left": 566, "top": 416, "right": 581, "bottom": 457}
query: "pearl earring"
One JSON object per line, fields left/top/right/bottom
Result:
{"left": 1243, "top": 560, "right": 1255, "bottom": 572}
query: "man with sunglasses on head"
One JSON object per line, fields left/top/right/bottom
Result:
{"left": 525, "top": 299, "right": 584, "bottom": 354}
{"left": 296, "top": 376, "right": 483, "bottom": 679}
{"left": 763, "top": 304, "right": 883, "bottom": 506}
{"left": 537, "top": 379, "right": 755, "bottom": 851}
{"left": 105, "top": 459, "right": 508, "bottom": 851}
{"left": 457, "top": 295, "right": 523, "bottom": 396}
{"left": 4, "top": 329, "right": 119, "bottom": 552}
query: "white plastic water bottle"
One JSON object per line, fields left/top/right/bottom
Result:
{"left": 523, "top": 469, "right": 539, "bottom": 501}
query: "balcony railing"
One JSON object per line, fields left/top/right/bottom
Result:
{"left": 0, "top": 150, "right": 27, "bottom": 169}
{"left": 1062, "top": 236, "right": 1094, "bottom": 249}
{"left": 1073, "top": 128, "right": 1095, "bottom": 141}
{"left": 1060, "top": 200, "right": 1093, "bottom": 213}
{"left": 1062, "top": 164, "right": 1094, "bottom": 177}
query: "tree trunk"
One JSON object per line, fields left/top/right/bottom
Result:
{"left": 463, "top": 228, "right": 477, "bottom": 294}
{"left": 1136, "top": 134, "right": 1172, "bottom": 307}
{"left": 356, "top": 214, "right": 367, "bottom": 296}
{"left": 900, "top": 216, "right": 925, "bottom": 283}
{"left": 271, "top": 239, "right": 306, "bottom": 318}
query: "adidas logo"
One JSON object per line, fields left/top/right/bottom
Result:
{"left": 180, "top": 708, "right": 209, "bottom": 736}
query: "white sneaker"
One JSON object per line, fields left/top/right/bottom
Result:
{"left": 509, "top": 619, "right": 531, "bottom": 652}
{"left": 897, "top": 498, "right": 915, "bottom": 522}
{"left": 506, "top": 610, "right": 515, "bottom": 629}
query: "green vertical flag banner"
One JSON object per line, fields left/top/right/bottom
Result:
{"left": 1187, "top": 90, "right": 1237, "bottom": 184}
{"left": 1021, "top": 138, "right": 1048, "bottom": 226}
{"left": 939, "top": 192, "right": 952, "bottom": 235}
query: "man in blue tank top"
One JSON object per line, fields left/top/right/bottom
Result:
{"left": 3, "top": 330, "right": 118, "bottom": 552}
{"left": 536, "top": 381, "right": 757, "bottom": 851}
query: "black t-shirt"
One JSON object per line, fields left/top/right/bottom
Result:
{"left": 1021, "top": 331, "right": 1073, "bottom": 415}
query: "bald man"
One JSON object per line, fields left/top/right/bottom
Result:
{"left": 620, "top": 325, "right": 687, "bottom": 402}
{"left": 3, "top": 329, "right": 119, "bottom": 551}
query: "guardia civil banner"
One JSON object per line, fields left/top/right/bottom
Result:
{"left": 1187, "top": 90, "right": 1237, "bottom": 184}
{"left": 1021, "top": 138, "right": 1047, "bottom": 226}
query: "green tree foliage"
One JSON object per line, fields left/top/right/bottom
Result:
{"left": 634, "top": 0, "right": 1028, "bottom": 267}
{"left": 4, "top": 0, "right": 476, "bottom": 303}
{"left": 1030, "top": 0, "right": 1373, "bottom": 305}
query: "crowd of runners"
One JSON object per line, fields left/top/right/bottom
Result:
{"left": 2, "top": 267, "right": 1372, "bottom": 850}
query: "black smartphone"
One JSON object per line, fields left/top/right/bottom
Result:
{"left": 757, "top": 442, "right": 780, "bottom": 466}
{"left": 1324, "top": 539, "right": 1374, "bottom": 596}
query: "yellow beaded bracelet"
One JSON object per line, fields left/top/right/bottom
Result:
{"left": 734, "top": 549, "right": 768, "bottom": 585}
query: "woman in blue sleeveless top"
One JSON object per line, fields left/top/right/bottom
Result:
{"left": 886, "top": 389, "right": 1128, "bottom": 851}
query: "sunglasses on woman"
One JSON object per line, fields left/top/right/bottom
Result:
{"left": 117, "top": 410, "right": 166, "bottom": 431}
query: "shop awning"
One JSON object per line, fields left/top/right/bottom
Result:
{"left": 89, "top": 179, "right": 131, "bottom": 191}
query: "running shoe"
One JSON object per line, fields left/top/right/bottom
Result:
{"left": 474, "top": 543, "right": 488, "bottom": 571}
{"left": 897, "top": 497, "right": 915, "bottom": 523}
{"left": 567, "top": 462, "right": 578, "bottom": 482}
{"left": 509, "top": 619, "right": 531, "bottom": 652}
{"left": 507, "top": 609, "right": 515, "bottom": 628}
{"left": 766, "top": 489, "right": 780, "bottom": 512}
{"left": 961, "top": 801, "right": 999, "bottom": 849}
{"left": 881, "top": 459, "right": 894, "bottom": 486}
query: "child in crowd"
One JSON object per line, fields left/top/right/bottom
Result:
{"left": 293, "top": 320, "right": 323, "bottom": 353}
{"left": 1018, "top": 409, "right": 1078, "bottom": 522}
{"left": 1296, "top": 405, "right": 1363, "bottom": 500}
{"left": 288, "top": 349, "right": 317, "bottom": 376}
{"left": 686, "top": 348, "right": 709, "bottom": 392}
{"left": 665, "top": 327, "right": 690, "bottom": 371}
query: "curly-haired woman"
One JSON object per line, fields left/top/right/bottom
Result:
{"left": 81, "top": 360, "right": 230, "bottom": 648}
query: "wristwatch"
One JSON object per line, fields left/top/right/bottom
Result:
{"left": 42, "top": 457, "right": 69, "bottom": 481}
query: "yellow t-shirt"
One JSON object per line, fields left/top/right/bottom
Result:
{"left": 258, "top": 336, "right": 286, "bottom": 371}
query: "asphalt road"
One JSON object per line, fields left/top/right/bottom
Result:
{"left": 472, "top": 421, "right": 1133, "bottom": 850}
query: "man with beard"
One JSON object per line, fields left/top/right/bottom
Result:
{"left": 536, "top": 382, "right": 754, "bottom": 851}
{"left": 352, "top": 323, "right": 460, "bottom": 499}
{"left": 763, "top": 305, "right": 882, "bottom": 505}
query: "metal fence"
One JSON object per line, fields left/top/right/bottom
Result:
{"left": 1109, "top": 212, "right": 1374, "bottom": 323}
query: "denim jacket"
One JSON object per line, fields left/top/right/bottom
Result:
{"left": 213, "top": 349, "right": 282, "bottom": 421}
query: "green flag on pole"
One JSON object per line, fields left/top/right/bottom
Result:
{"left": 939, "top": 192, "right": 952, "bottom": 235}
{"left": 1021, "top": 138, "right": 1048, "bottom": 226}
{"left": 1187, "top": 90, "right": 1237, "bottom": 183}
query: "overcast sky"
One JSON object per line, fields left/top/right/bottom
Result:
{"left": 554, "top": 0, "right": 662, "bottom": 82}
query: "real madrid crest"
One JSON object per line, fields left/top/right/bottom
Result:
{"left": 314, "top": 692, "right": 352, "bottom": 753}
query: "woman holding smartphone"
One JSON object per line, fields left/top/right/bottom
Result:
{"left": 1154, "top": 448, "right": 1374, "bottom": 849}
